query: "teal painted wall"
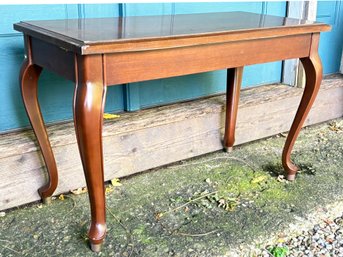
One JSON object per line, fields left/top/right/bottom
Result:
{"left": 0, "top": 4, "right": 125, "bottom": 133}
{"left": 0, "top": 2, "right": 342, "bottom": 133}
{"left": 317, "top": 1, "right": 343, "bottom": 74}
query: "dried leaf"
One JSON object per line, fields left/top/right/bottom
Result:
{"left": 58, "top": 194, "right": 65, "bottom": 201}
{"left": 155, "top": 212, "right": 163, "bottom": 220}
{"left": 103, "top": 113, "right": 120, "bottom": 120}
{"left": 323, "top": 218, "right": 334, "bottom": 225}
{"left": 251, "top": 175, "right": 268, "bottom": 184}
{"left": 277, "top": 238, "right": 285, "bottom": 243}
{"left": 71, "top": 187, "right": 88, "bottom": 195}
{"left": 328, "top": 121, "right": 342, "bottom": 132}
{"left": 105, "top": 186, "right": 114, "bottom": 194}
{"left": 111, "top": 178, "right": 122, "bottom": 187}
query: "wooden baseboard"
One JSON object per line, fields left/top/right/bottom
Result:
{"left": 0, "top": 75, "right": 342, "bottom": 211}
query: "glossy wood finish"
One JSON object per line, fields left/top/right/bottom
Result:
{"left": 14, "top": 12, "right": 330, "bottom": 251}
{"left": 14, "top": 12, "right": 330, "bottom": 55}
{"left": 282, "top": 33, "right": 323, "bottom": 180}
{"left": 20, "top": 36, "right": 58, "bottom": 203}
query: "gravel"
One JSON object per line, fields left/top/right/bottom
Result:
{"left": 260, "top": 215, "right": 343, "bottom": 257}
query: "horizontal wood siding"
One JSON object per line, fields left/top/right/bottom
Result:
{"left": 0, "top": 76, "right": 342, "bottom": 211}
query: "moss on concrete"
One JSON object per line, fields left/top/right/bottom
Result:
{"left": 0, "top": 119, "right": 342, "bottom": 257}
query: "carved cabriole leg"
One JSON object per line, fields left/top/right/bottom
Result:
{"left": 282, "top": 33, "right": 323, "bottom": 181}
{"left": 224, "top": 67, "right": 243, "bottom": 152}
{"left": 73, "top": 54, "right": 107, "bottom": 252}
{"left": 20, "top": 36, "right": 58, "bottom": 203}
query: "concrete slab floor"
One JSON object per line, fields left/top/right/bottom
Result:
{"left": 0, "top": 118, "right": 342, "bottom": 257}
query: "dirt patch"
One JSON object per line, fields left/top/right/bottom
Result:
{"left": 0, "top": 119, "right": 342, "bottom": 257}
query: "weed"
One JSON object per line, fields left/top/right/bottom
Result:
{"left": 267, "top": 246, "right": 289, "bottom": 257}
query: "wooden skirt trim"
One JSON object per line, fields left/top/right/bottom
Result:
{"left": 0, "top": 75, "right": 342, "bottom": 211}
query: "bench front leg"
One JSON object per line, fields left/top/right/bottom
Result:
{"left": 282, "top": 33, "right": 323, "bottom": 180}
{"left": 73, "top": 55, "right": 107, "bottom": 252}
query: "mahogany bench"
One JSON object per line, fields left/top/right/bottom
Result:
{"left": 14, "top": 11, "right": 330, "bottom": 251}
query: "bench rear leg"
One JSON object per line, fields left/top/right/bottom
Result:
{"left": 224, "top": 66, "right": 243, "bottom": 152}
{"left": 20, "top": 59, "right": 58, "bottom": 203}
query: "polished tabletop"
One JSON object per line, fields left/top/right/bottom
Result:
{"left": 14, "top": 11, "right": 330, "bottom": 54}
{"left": 15, "top": 11, "right": 329, "bottom": 43}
